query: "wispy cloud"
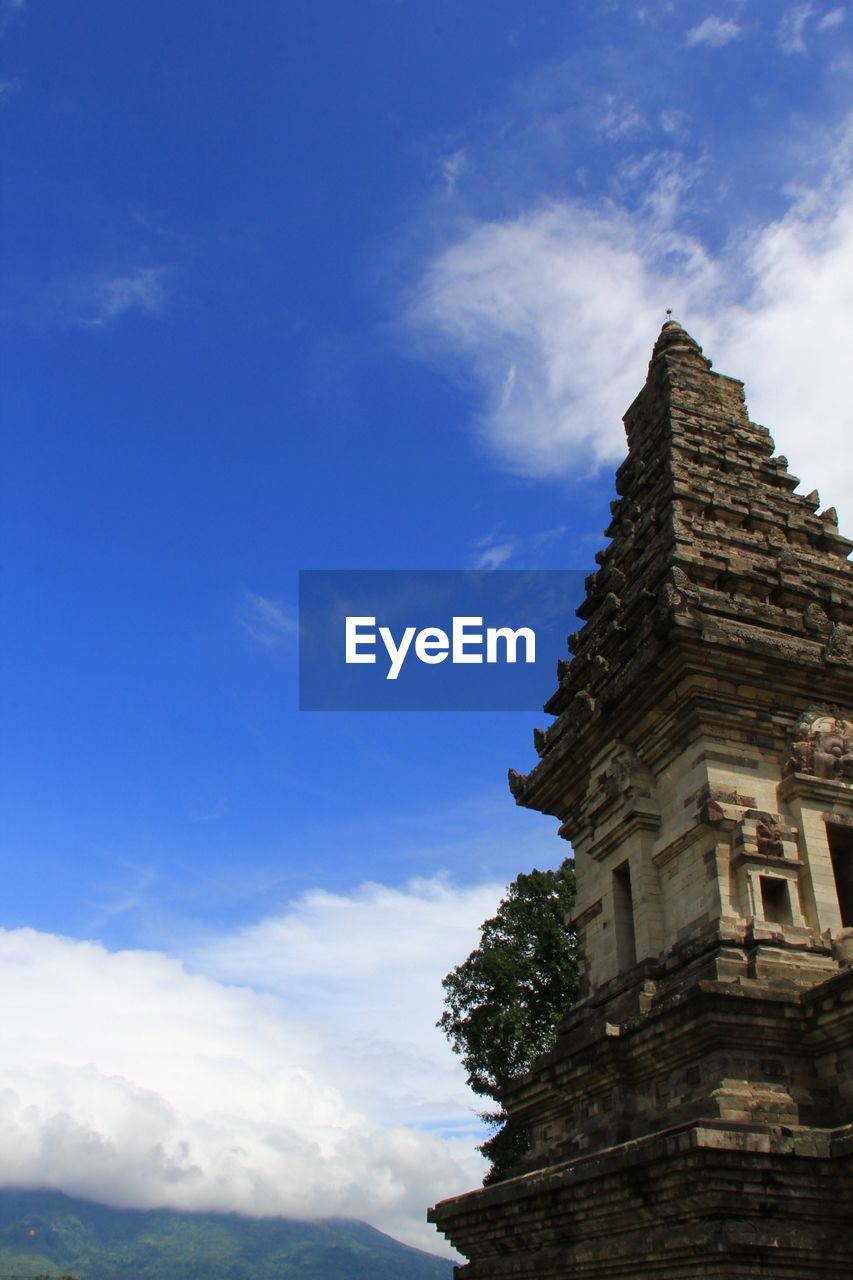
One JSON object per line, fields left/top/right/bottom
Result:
{"left": 439, "top": 148, "right": 469, "bottom": 194}
{"left": 778, "top": 4, "right": 815, "bottom": 53}
{"left": 471, "top": 539, "right": 516, "bottom": 570}
{"left": 407, "top": 197, "right": 716, "bottom": 479}
{"left": 0, "top": 0, "right": 25, "bottom": 36}
{"left": 92, "top": 863, "right": 158, "bottom": 919}
{"left": 85, "top": 267, "right": 169, "bottom": 326}
{"left": 597, "top": 95, "right": 644, "bottom": 140}
{"left": 189, "top": 794, "right": 228, "bottom": 823}
{"left": 236, "top": 591, "right": 297, "bottom": 649}
{"left": 659, "top": 108, "right": 690, "bottom": 135}
{"left": 686, "top": 16, "right": 744, "bottom": 47}
{"left": 470, "top": 526, "right": 568, "bottom": 570}
{"left": 818, "top": 6, "right": 846, "bottom": 31}
{"left": 406, "top": 126, "right": 853, "bottom": 519}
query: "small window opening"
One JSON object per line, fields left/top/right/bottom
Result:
{"left": 827, "top": 824, "right": 853, "bottom": 928}
{"left": 760, "top": 876, "right": 793, "bottom": 926}
{"left": 612, "top": 862, "right": 637, "bottom": 970}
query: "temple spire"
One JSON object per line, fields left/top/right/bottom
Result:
{"left": 431, "top": 323, "right": 853, "bottom": 1279}
{"left": 511, "top": 322, "right": 852, "bottom": 823}
{"left": 649, "top": 316, "right": 711, "bottom": 367}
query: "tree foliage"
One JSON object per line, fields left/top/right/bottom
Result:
{"left": 438, "top": 859, "right": 578, "bottom": 1182}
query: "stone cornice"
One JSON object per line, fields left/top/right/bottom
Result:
{"left": 778, "top": 772, "right": 853, "bottom": 807}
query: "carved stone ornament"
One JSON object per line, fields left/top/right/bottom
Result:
{"left": 826, "top": 622, "right": 853, "bottom": 661}
{"left": 756, "top": 817, "right": 785, "bottom": 857}
{"left": 786, "top": 711, "right": 853, "bottom": 782}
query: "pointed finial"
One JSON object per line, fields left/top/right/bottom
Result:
{"left": 651, "top": 314, "right": 711, "bottom": 368}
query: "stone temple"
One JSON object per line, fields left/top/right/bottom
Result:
{"left": 429, "top": 322, "right": 853, "bottom": 1277}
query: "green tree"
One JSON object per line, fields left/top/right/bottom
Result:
{"left": 438, "top": 859, "right": 578, "bottom": 1183}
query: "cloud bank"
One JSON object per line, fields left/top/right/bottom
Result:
{"left": 0, "top": 875, "right": 507, "bottom": 1252}
{"left": 196, "top": 876, "right": 506, "bottom": 1132}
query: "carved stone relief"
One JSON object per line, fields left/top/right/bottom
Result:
{"left": 786, "top": 711, "right": 853, "bottom": 782}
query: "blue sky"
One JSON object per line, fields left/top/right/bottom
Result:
{"left": 1, "top": 0, "right": 852, "bottom": 1254}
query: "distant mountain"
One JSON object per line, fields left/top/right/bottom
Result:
{"left": 0, "top": 1189, "right": 455, "bottom": 1280}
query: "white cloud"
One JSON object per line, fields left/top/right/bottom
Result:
{"left": 237, "top": 591, "right": 298, "bottom": 648}
{"left": 195, "top": 876, "right": 506, "bottom": 1134}
{"left": 712, "top": 161, "right": 853, "bottom": 518}
{"left": 88, "top": 267, "right": 168, "bottom": 325}
{"left": 686, "top": 16, "right": 744, "bottom": 47}
{"left": 407, "top": 199, "right": 717, "bottom": 480}
{"left": 818, "top": 7, "right": 846, "bottom": 31}
{"left": 0, "top": 875, "right": 509, "bottom": 1251}
{"left": 407, "top": 131, "right": 853, "bottom": 521}
{"left": 471, "top": 539, "right": 516, "bottom": 569}
{"left": 469, "top": 526, "right": 569, "bottom": 570}
{"left": 597, "top": 95, "right": 644, "bottom": 140}
{"left": 439, "top": 148, "right": 469, "bottom": 194}
{"left": 778, "top": 5, "right": 815, "bottom": 53}
{"left": 659, "top": 108, "right": 690, "bottom": 135}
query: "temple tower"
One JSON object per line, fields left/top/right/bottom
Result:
{"left": 430, "top": 322, "right": 853, "bottom": 1278}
